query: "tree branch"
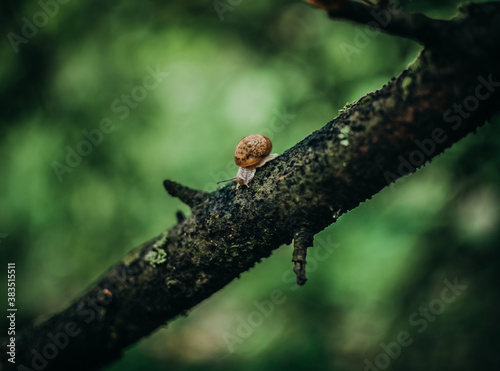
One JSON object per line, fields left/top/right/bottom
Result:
{"left": 163, "top": 180, "right": 209, "bottom": 208}
{"left": 308, "top": 0, "right": 454, "bottom": 44}
{"left": 3, "top": 2, "right": 500, "bottom": 370}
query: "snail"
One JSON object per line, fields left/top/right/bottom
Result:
{"left": 217, "top": 134, "right": 278, "bottom": 187}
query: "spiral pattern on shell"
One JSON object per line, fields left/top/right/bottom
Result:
{"left": 234, "top": 134, "right": 272, "bottom": 167}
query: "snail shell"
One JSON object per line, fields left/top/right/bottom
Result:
{"left": 217, "top": 134, "right": 278, "bottom": 188}
{"left": 234, "top": 134, "right": 272, "bottom": 167}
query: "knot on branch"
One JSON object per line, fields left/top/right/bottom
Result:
{"left": 163, "top": 180, "right": 209, "bottom": 208}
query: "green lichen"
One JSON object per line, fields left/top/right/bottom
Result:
{"left": 145, "top": 247, "right": 167, "bottom": 267}
{"left": 338, "top": 101, "right": 356, "bottom": 115}
{"left": 340, "top": 126, "right": 351, "bottom": 135}
{"left": 401, "top": 76, "right": 413, "bottom": 99}
{"left": 338, "top": 125, "right": 351, "bottom": 140}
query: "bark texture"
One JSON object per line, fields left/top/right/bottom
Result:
{"left": 3, "top": 2, "right": 500, "bottom": 370}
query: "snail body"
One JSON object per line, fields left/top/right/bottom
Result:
{"left": 217, "top": 134, "right": 278, "bottom": 187}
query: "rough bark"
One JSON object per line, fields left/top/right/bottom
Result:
{"left": 3, "top": 1, "right": 500, "bottom": 370}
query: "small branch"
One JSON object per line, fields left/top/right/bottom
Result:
{"left": 308, "top": 0, "right": 453, "bottom": 45}
{"left": 163, "top": 180, "right": 209, "bottom": 208}
{"left": 292, "top": 223, "right": 315, "bottom": 285}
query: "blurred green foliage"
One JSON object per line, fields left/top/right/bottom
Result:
{"left": 1, "top": 0, "right": 499, "bottom": 370}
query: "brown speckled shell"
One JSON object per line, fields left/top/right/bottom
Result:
{"left": 234, "top": 134, "right": 272, "bottom": 167}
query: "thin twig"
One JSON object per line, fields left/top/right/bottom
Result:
{"left": 163, "top": 180, "right": 209, "bottom": 208}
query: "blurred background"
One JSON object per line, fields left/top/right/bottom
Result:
{"left": 1, "top": 0, "right": 499, "bottom": 370}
